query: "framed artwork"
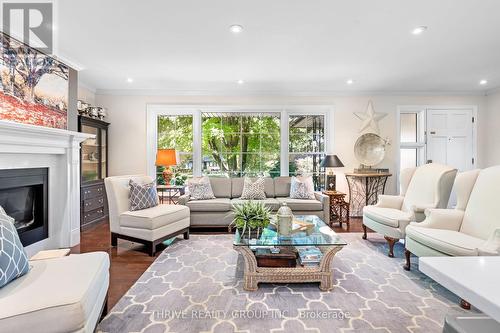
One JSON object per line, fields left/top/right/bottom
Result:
{"left": 0, "top": 32, "right": 69, "bottom": 129}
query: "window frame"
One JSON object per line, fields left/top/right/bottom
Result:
{"left": 397, "top": 107, "right": 426, "bottom": 169}
{"left": 147, "top": 105, "right": 333, "bottom": 179}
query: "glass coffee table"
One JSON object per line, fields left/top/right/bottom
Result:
{"left": 233, "top": 215, "right": 347, "bottom": 291}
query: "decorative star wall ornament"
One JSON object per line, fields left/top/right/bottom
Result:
{"left": 353, "top": 100, "right": 387, "bottom": 134}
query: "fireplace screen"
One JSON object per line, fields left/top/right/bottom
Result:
{"left": 0, "top": 186, "right": 39, "bottom": 233}
{"left": 0, "top": 168, "right": 48, "bottom": 246}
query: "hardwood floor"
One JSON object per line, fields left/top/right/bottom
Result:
{"left": 71, "top": 217, "right": 365, "bottom": 310}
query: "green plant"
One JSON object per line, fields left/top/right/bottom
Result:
{"left": 230, "top": 201, "right": 272, "bottom": 238}
{"left": 173, "top": 173, "right": 188, "bottom": 186}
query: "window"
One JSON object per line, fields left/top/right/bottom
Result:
{"left": 157, "top": 115, "right": 193, "bottom": 183}
{"left": 399, "top": 111, "right": 425, "bottom": 170}
{"left": 289, "top": 115, "right": 325, "bottom": 189}
{"left": 148, "top": 106, "right": 331, "bottom": 183}
{"left": 201, "top": 112, "right": 281, "bottom": 177}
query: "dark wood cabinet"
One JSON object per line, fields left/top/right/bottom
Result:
{"left": 78, "top": 116, "right": 110, "bottom": 230}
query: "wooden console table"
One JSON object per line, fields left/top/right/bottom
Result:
{"left": 345, "top": 172, "right": 392, "bottom": 217}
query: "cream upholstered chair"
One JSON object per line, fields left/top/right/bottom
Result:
{"left": 105, "top": 175, "right": 190, "bottom": 256}
{"left": 404, "top": 166, "right": 500, "bottom": 270}
{"left": 362, "top": 163, "right": 457, "bottom": 257}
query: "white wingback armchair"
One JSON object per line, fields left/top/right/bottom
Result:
{"left": 404, "top": 166, "right": 500, "bottom": 270}
{"left": 105, "top": 175, "right": 190, "bottom": 256}
{"left": 363, "top": 163, "right": 457, "bottom": 257}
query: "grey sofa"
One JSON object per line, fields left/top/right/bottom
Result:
{"left": 178, "top": 177, "right": 330, "bottom": 227}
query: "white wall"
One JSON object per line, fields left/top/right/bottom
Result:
{"left": 485, "top": 90, "right": 500, "bottom": 166}
{"left": 78, "top": 85, "right": 97, "bottom": 105}
{"left": 95, "top": 93, "right": 486, "bottom": 195}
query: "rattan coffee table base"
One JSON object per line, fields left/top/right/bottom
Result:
{"left": 234, "top": 245, "right": 343, "bottom": 291}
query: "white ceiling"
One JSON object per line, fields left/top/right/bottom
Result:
{"left": 56, "top": 0, "right": 500, "bottom": 94}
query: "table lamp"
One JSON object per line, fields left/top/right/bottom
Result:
{"left": 320, "top": 155, "right": 344, "bottom": 191}
{"left": 156, "top": 149, "right": 177, "bottom": 184}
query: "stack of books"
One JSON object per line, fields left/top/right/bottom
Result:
{"left": 297, "top": 247, "right": 323, "bottom": 266}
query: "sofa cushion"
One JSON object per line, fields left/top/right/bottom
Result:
{"left": 120, "top": 204, "right": 190, "bottom": 230}
{"left": 274, "top": 177, "right": 292, "bottom": 197}
{"left": 290, "top": 176, "right": 315, "bottom": 199}
{"left": 276, "top": 198, "right": 322, "bottom": 211}
{"left": 0, "top": 252, "right": 109, "bottom": 333}
{"left": 231, "top": 198, "right": 281, "bottom": 211}
{"left": 406, "top": 225, "right": 485, "bottom": 256}
{"left": 240, "top": 177, "right": 266, "bottom": 200}
{"left": 187, "top": 176, "right": 216, "bottom": 200}
{"left": 232, "top": 177, "right": 274, "bottom": 198}
{"left": 0, "top": 207, "right": 30, "bottom": 288}
{"left": 208, "top": 177, "right": 232, "bottom": 198}
{"left": 363, "top": 206, "right": 412, "bottom": 228}
{"left": 129, "top": 179, "right": 159, "bottom": 211}
{"left": 186, "top": 198, "right": 232, "bottom": 212}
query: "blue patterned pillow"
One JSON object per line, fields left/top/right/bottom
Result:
{"left": 0, "top": 206, "right": 30, "bottom": 288}
{"left": 129, "top": 179, "right": 159, "bottom": 211}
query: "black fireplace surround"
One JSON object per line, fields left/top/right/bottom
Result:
{"left": 0, "top": 168, "right": 48, "bottom": 246}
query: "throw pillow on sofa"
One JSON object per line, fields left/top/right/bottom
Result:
{"left": 240, "top": 177, "right": 266, "bottom": 200}
{"left": 290, "top": 175, "right": 315, "bottom": 199}
{"left": 187, "top": 176, "right": 216, "bottom": 200}
{"left": 129, "top": 179, "right": 159, "bottom": 211}
{"left": 0, "top": 206, "right": 30, "bottom": 288}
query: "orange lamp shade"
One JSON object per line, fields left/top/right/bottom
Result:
{"left": 155, "top": 149, "right": 177, "bottom": 166}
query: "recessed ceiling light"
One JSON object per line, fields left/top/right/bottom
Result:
{"left": 230, "top": 25, "right": 243, "bottom": 34}
{"left": 412, "top": 26, "right": 428, "bottom": 35}
{"left": 479, "top": 79, "right": 488, "bottom": 85}
{"left": 126, "top": 78, "right": 133, "bottom": 83}
{"left": 237, "top": 79, "right": 245, "bottom": 85}
{"left": 346, "top": 79, "right": 354, "bottom": 85}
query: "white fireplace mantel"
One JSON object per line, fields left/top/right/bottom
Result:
{"left": 0, "top": 120, "right": 94, "bottom": 255}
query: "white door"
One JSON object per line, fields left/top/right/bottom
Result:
{"left": 426, "top": 109, "right": 475, "bottom": 207}
{"left": 426, "top": 109, "right": 474, "bottom": 171}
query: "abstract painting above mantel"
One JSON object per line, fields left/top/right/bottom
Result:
{"left": 0, "top": 32, "right": 69, "bottom": 129}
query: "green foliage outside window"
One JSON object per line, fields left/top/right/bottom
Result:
{"left": 201, "top": 113, "right": 281, "bottom": 177}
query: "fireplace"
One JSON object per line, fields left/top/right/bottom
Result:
{"left": 0, "top": 168, "right": 48, "bottom": 246}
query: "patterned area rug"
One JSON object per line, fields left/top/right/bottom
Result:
{"left": 98, "top": 233, "right": 472, "bottom": 333}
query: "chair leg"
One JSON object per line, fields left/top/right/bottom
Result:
{"left": 111, "top": 233, "right": 118, "bottom": 246}
{"left": 404, "top": 249, "right": 411, "bottom": 271}
{"left": 149, "top": 241, "right": 156, "bottom": 257}
{"left": 384, "top": 236, "right": 398, "bottom": 258}
{"left": 460, "top": 299, "right": 471, "bottom": 310}
{"left": 183, "top": 230, "right": 190, "bottom": 240}
{"left": 362, "top": 224, "right": 367, "bottom": 239}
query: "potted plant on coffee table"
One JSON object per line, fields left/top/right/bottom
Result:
{"left": 230, "top": 201, "right": 272, "bottom": 240}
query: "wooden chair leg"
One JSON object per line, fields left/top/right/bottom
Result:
{"left": 111, "top": 233, "right": 118, "bottom": 246}
{"left": 460, "top": 299, "right": 471, "bottom": 310}
{"left": 384, "top": 236, "right": 398, "bottom": 258}
{"left": 149, "top": 241, "right": 156, "bottom": 257}
{"left": 362, "top": 224, "right": 367, "bottom": 239}
{"left": 404, "top": 249, "right": 411, "bottom": 271}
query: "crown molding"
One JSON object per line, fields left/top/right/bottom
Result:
{"left": 485, "top": 86, "right": 500, "bottom": 96}
{"left": 78, "top": 81, "right": 97, "bottom": 94}
{"left": 94, "top": 88, "right": 488, "bottom": 97}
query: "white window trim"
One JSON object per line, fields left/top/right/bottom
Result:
{"left": 146, "top": 105, "right": 334, "bottom": 179}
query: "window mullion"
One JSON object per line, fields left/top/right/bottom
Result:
{"left": 281, "top": 109, "right": 289, "bottom": 177}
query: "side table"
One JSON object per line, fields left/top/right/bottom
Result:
{"left": 157, "top": 185, "right": 185, "bottom": 204}
{"left": 345, "top": 172, "right": 391, "bottom": 217}
{"left": 322, "top": 190, "right": 350, "bottom": 228}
